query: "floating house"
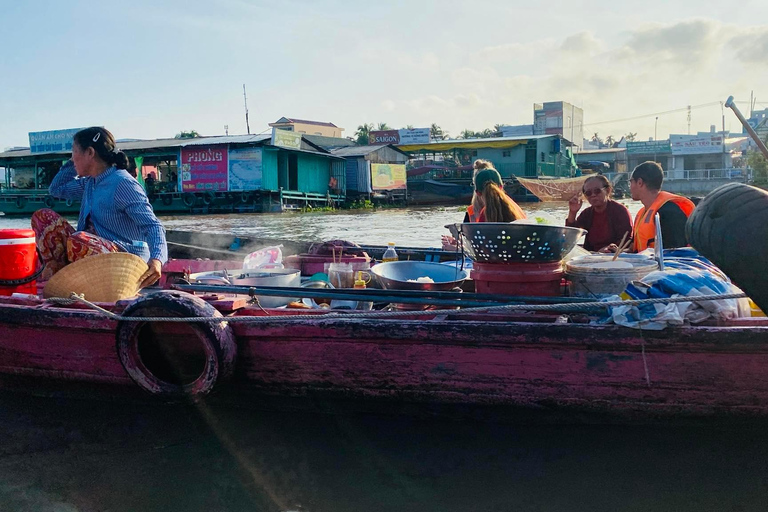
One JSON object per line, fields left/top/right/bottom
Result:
{"left": 0, "top": 131, "right": 346, "bottom": 215}
{"left": 330, "top": 144, "right": 409, "bottom": 201}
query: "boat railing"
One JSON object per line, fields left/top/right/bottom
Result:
{"left": 662, "top": 168, "right": 752, "bottom": 181}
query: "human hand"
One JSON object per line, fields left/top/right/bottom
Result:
{"left": 441, "top": 235, "right": 458, "bottom": 251}
{"left": 597, "top": 244, "right": 618, "bottom": 254}
{"left": 568, "top": 194, "right": 583, "bottom": 214}
{"left": 140, "top": 258, "right": 162, "bottom": 288}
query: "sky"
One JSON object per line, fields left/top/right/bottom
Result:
{"left": 1, "top": 0, "right": 767, "bottom": 149}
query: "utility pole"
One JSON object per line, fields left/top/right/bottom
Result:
{"left": 721, "top": 102, "right": 727, "bottom": 171}
{"left": 687, "top": 105, "right": 691, "bottom": 135}
{"left": 224, "top": 125, "right": 229, "bottom": 136}
{"left": 243, "top": 84, "right": 250, "bottom": 135}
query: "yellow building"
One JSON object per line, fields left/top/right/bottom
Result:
{"left": 269, "top": 117, "right": 344, "bottom": 138}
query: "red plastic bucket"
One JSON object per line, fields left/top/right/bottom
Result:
{"left": 471, "top": 261, "right": 564, "bottom": 297}
{"left": 0, "top": 229, "right": 39, "bottom": 296}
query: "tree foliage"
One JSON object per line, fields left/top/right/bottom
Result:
{"left": 354, "top": 123, "right": 374, "bottom": 145}
{"left": 175, "top": 130, "right": 201, "bottom": 139}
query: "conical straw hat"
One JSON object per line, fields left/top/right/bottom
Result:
{"left": 44, "top": 252, "right": 149, "bottom": 303}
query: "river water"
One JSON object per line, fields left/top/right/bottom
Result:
{"left": 0, "top": 200, "right": 644, "bottom": 246}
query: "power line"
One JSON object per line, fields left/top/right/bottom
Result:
{"left": 581, "top": 101, "right": 722, "bottom": 128}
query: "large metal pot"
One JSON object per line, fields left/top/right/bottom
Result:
{"left": 189, "top": 268, "right": 301, "bottom": 308}
{"left": 371, "top": 261, "right": 469, "bottom": 291}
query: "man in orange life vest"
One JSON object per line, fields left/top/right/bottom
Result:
{"left": 629, "top": 161, "right": 695, "bottom": 252}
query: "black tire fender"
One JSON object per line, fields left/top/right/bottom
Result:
{"left": 182, "top": 193, "right": 196, "bottom": 208}
{"left": 687, "top": 182, "right": 768, "bottom": 312}
{"left": 116, "top": 291, "right": 237, "bottom": 397}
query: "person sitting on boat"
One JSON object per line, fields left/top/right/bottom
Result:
{"left": 471, "top": 168, "right": 527, "bottom": 222}
{"left": 32, "top": 127, "right": 167, "bottom": 287}
{"left": 441, "top": 162, "right": 527, "bottom": 249}
{"left": 629, "top": 161, "right": 695, "bottom": 252}
{"left": 464, "top": 159, "right": 494, "bottom": 223}
{"left": 566, "top": 175, "right": 633, "bottom": 252}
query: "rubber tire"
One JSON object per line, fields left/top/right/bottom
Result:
{"left": 44, "top": 196, "right": 55, "bottom": 208}
{"left": 162, "top": 195, "right": 173, "bottom": 206}
{"left": 182, "top": 193, "right": 196, "bottom": 208}
{"left": 116, "top": 290, "right": 237, "bottom": 397}
{"left": 65, "top": 199, "right": 75, "bottom": 207}
{"left": 201, "top": 192, "right": 214, "bottom": 205}
{"left": 686, "top": 182, "right": 768, "bottom": 311}
{"left": 240, "top": 192, "right": 250, "bottom": 204}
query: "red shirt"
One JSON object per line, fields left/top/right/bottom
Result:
{"left": 584, "top": 207, "right": 611, "bottom": 251}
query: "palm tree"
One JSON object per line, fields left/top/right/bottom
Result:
{"left": 624, "top": 132, "right": 637, "bottom": 142}
{"left": 459, "top": 129, "right": 476, "bottom": 139}
{"left": 430, "top": 123, "right": 447, "bottom": 140}
{"left": 591, "top": 133, "right": 603, "bottom": 146}
{"left": 605, "top": 135, "right": 615, "bottom": 147}
{"left": 493, "top": 124, "right": 505, "bottom": 137}
{"left": 354, "top": 123, "right": 374, "bottom": 145}
{"left": 376, "top": 122, "right": 391, "bottom": 131}
{"left": 403, "top": 125, "right": 415, "bottom": 130}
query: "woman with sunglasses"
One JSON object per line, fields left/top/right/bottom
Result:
{"left": 566, "top": 175, "right": 632, "bottom": 252}
{"left": 32, "top": 127, "right": 167, "bottom": 287}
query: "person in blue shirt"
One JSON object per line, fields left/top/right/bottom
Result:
{"left": 32, "top": 127, "right": 167, "bottom": 287}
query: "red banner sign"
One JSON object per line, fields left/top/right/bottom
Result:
{"left": 180, "top": 145, "right": 229, "bottom": 192}
{"left": 369, "top": 130, "right": 400, "bottom": 145}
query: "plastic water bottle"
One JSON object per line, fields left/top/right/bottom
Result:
{"left": 382, "top": 242, "right": 398, "bottom": 263}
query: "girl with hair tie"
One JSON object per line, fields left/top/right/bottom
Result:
{"left": 31, "top": 127, "right": 167, "bottom": 287}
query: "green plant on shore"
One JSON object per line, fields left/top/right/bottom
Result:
{"left": 346, "top": 199, "right": 374, "bottom": 210}
{"left": 747, "top": 143, "right": 768, "bottom": 185}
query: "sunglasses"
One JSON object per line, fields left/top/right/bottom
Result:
{"left": 583, "top": 187, "right": 606, "bottom": 197}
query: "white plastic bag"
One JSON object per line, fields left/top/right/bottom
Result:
{"left": 243, "top": 245, "right": 283, "bottom": 270}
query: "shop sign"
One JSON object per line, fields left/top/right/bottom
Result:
{"left": 228, "top": 147, "right": 262, "bottom": 191}
{"left": 398, "top": 128, "right": 431, "bottom": 144}
{"left": 28, "top": 128, "right": 85, "bottom": 154}
{"left": 626, "top": 140, "right": 671, "bottom": 154}
{"left": 670, "top": 134, "right": 723, "bottom": 155}
{"left": 271, "top": 128, "right": 302, "bottom": 150}
{"left": 371, "top": 163, "right": 407, "bottom": 190}
{"left": 369, "top": 130, "right": 400, "bottom": 145}
{"left": 180, "top": 145, "right": 228, "bottom": 192}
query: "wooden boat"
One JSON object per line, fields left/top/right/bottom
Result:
{"left": 3, "top": 250, "right": 768, "bottom": 418}
{"left": 164, "top": 229, "right": 461, "bottom": 263}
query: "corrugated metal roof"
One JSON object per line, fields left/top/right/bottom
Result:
{"left": 398, "top": 135, "right": 552, "bottom": 153}
{"left": 330, "top": 144, "right": 410, "bottom": 158}
{"left": 270, "top": 117, "right": 340, "bottom": 128}
{"left": 575, "top": 148, "right": 627, "bottom": 155}
{"left": 304, "top": 134, "right": 355, "bottom": 150}
{"left": 0, "top": 134, "right": 274, "bottom": 160}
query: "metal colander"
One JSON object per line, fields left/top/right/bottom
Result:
{"left": 457, "top": 223, "right": 586, "bottom": 263}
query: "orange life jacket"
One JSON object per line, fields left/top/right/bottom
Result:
{"left": 632, "top": 191, "right": 695, "bottom": 252}
{"left": 466, "top": 204, "right": 480, "bottom": 223}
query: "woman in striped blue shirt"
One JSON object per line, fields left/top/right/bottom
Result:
{"left": 32, "top": 127, "right": 167, "bottom": 287}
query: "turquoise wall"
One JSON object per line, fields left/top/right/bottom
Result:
{"left": 261, "top": 148, "right": 279, "bottom": 190}
{"left": 297, "top": 153, "right": 331, "bottom": 193}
